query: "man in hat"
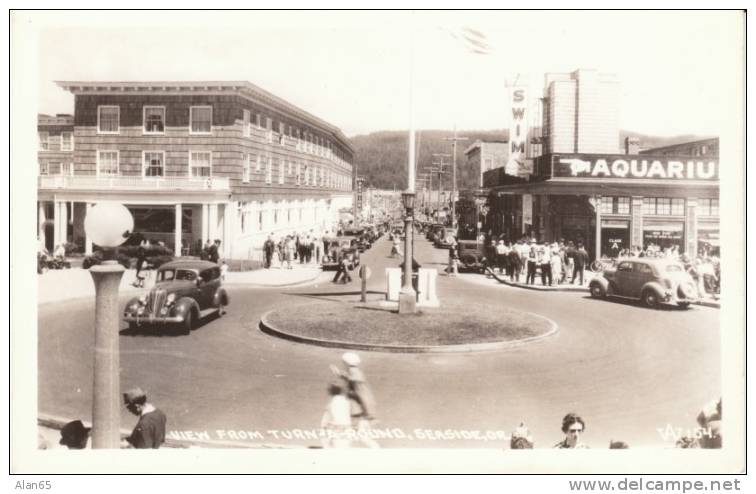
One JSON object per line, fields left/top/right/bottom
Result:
{"left": 59, "top": 420, "right": 91, "bottom": 449}
{"left": 122, "top": 387, "right": 167, "bottom": 449}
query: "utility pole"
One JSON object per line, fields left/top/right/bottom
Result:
{"left": 432, "top": 154, "right": 451, "bottom": 224}
{"left": 443, "top": 127, "right": 469, "bottom": 229}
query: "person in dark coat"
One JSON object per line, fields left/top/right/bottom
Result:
{"left": 263, "top": 235, "right": 276, "bottom": 269}
{"left": 208, "top": 239, "right": 221, "bottom": 264}
{"left": 133, "top": 245, "right": 147, "bottom": 288}
{"left": 122, "top": 387, "right": 167, "bottom": 449}
{"left": 572, "top": 243, "right": 589, "bottom": 285}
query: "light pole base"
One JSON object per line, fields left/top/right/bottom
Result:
{"left": 398, "top": 287, "right": 417, "bottom": 314}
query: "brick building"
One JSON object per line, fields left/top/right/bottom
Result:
{"left": 37, "top": 81, "right": 354, "bottom": 259}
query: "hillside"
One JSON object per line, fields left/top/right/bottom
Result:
{"left": 351, "top": 130, "right": 713, "bottom": 190}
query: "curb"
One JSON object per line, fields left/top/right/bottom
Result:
{"left": 259, "top": 308, "right": 559, "bottom": 354}
{"left": 224, "top": 269, "right": 324, "bottom": 288}
{"left": 38, "top": 414, "right": 298, "bottom": 450}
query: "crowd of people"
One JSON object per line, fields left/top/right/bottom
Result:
{"left": 261, "top": 229, "right": 343, "bottom": 270}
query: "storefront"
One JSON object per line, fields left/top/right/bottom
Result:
{"left": 483, "top": 152, "right": 719, "bottom": 260}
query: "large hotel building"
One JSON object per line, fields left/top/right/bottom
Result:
{"left": 482, "top": 69, "right": 719, "bottom": 259}
{"left": 37, "top": 81, "right": 354, "bottom": 259}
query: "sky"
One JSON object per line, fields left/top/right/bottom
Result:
{"left": 29, "top": 10, "right": 744, "bottom": 138}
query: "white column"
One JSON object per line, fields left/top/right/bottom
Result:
{"left": 59, "top": 201, "right": 69, "bottom": 246}
{"left": 223, "top": 202, "right": 234, "bottom": 258}
{"left": 174, "top": 203, "right": 183, "bottom": 257}
{"left": 594, "top": 195, "right": 602, "bottom": 260}
{"left": 38, "top": 202, "right": 46, "bottom": 247}
{"left": 85, "top": 203, "right": 93, "bottom": 255}
{"left": 209, "top": 203, "right": 219, "bottom": 242}
{"left": 201, "top": 203, "right": 209, "bottom": 244}
{"left": 53, "top": 201, "right": 60, "bottom": 249}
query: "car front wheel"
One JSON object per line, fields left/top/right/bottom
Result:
{"left": 179, "top": 310, "right": 194, "bottom": 335}
{"left": 677, "top": 302, "right": 691, "bottom": 309}
{"left": 590, "top": 283, "right": 605, "bottom": 298}
{"left": 642, "top": 289, "right": 659, "bottom": 309}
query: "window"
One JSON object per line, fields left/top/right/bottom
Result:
{"left": 243, "top": 109, "right": 251, "bottom": 137}
{"left": 38, "top": 132, "right": 49, "bottom": 150}
{"left": 98, "top": 106, "right": 120, "bottom": 133}
{"left": 278, "top": 159, "right": 285, "bottom": 184}
{"left": 60, "top": 162, "right": 74, "bottom": 176}
{"left": 143, "top": 106, "right": 165, "bottom": 134}
{"left": 143, "top": 151, "right": 165, "bottom": 177}
{"left": 288, "top": 160, "right": 292, "bottom": 175}
{"left": 189, "top": 151, "right": 211, "bottom": 177}
{"left": 266, "top": 117, "right": 272, "bottom": 131}
{"left": 600, "top": 196, "right": 630, "bottom": 215}
{"left": 656, "top": 198, "right": 671, "bottom": 215}
{"left": 279, "top": 122, "right": 285, "bottom": 135}
{"left": 637, "top": 264, "right": 653, "bottom": 274}
{"left": 47, "top": 162, "right": 61, "bottom": 175}
{"left": 670, "top": 198, "right": 684, "bottom": 216}
{"left": 642, "top": 198, "right": 655, "bottom": 215}
{"left": 243, "top": 154, "right": 251, "bottom": 183}
{"left": 296, "top": 162, "right": 301, "bottom": 185}
{"left": 61, "top": 132, "right": 73, "bottom": 151}
{"left": 97, "top": 150, "right": 119, "bottom": 176}
{"left": 255, "top": 113, "right": 261, "bottom": 127}
{"left": 190, "top": 106, "right": 212, "bottom": 134}
{"left": 265, "top": 156, "right": 272, "bottom": 184}
{"left": 39, "top": 162, "right": 49, "bottom": 175}
{"left": 698, "top": 198, "right": 719, "bottom": 216}
{"left": 256, "top": 154, "right": 261, "bottom": 172}
{"left": 617, "top": 261, "right": 633, "bottom": 272}
{"left": 617, "top": 197, "right": 630, "bottom": 215}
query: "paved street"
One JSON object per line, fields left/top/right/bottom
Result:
{"left": 38, "top": 234, "right": 720, "bottom": 449}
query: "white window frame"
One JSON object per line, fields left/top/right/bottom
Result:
{"left": 97, "top": 105, "right": 120, "bottom": 134}
{"left": 142, "top": 150, "right": 166, "bottom": 178}
{"left": 60, "top": 131, "right": 74, "bottom": 151}
{"left": 188, "top": 150, "right": 212, "bottom": 178}
{"left": 189, "top": 106, "right": 213, "bottom": 135}
{"left": 243, "top": 154, "right": 251, "bottom": 183}
{"left": 96, "top": 150, "right": 120, "bottom": 177}
{"left": 278, "top": 158, "right": 285, "bottom": 184}
{"left": 143, "top": 106, "right": 166, "bottom": 135}
{"left": 243, "top": 109, "right": 251, "bottom": 137}
{"left": 38, "top": 132, "right": 49, "bottom": 151}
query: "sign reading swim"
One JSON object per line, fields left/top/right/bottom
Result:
{"left": 553, "top": 154, "right": 718, "bottom": 181}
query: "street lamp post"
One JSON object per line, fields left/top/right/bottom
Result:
{"left": 399, "top": 190, "right": 416, "bottom": 314}
{"left": 84, "top": 202, "right": 133, "bottom": 449}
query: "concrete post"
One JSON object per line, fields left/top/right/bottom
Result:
{"left": 174, "top": 204, "right": 182, "bottom": 257}
{"left": 89, "top": 261, "right": 125, "bottom": 449}
{"left": 399, "top": 205, "right": 416, "bottom": 314}
{"left": 85, "top": 203, "right": 93, "bottom": 255}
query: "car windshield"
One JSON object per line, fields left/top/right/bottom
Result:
{"left": 665, "top": 264, "right": 683, "bottom": 272}
{"left": 158, "top": 269, "right": 197, "bottom": 282}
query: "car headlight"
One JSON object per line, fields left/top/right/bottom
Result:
{"left": 166, "top": 293, "right": 176, "bottom": 306}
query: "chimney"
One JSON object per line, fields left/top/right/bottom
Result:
{"left": 625, "top": 136, "right": 641, "bottom": 155}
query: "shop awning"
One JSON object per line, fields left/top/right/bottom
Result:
{"left": 488, "top": 178, "right": 719, "bottom": 199}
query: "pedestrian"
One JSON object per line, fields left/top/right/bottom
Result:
{"left": 122, "top": 387, "right": 167, "bottom": 449}
{"left": 554, "top": 412, "right": 588, "bottom": 449}
{"left": 132, "top": 244, "right": 147, "bottom": 288}
{"left": 572, "top": 243, "right": 589, "bottom": 285}
{"left": 313, "top": 232, "right": 322, "bottom": 264}
{"left": 526, "top": 245, "right": 538, "bottom": 285}
{"left": 220, "top": 260, "right": 228, "bottom": 281}
{"left": 59, "top": 420, "right": 91, "bottom": 449}
{"left": 208, "top": 239, "right": 221, "bottom": 264}
{"left": 509, "top": 422, "right": 534, "bottom": 449}
{"left": 320, "top": 382, "right": 352, "bottom": 449}
{"left": 333, "top": 246, "right": 353, "bottom": 284}
{"left": 550, "top": 243, "right": 562, "bottom": 286}
{"left": 539, "top": 243, "right": 552, "bottom": 286}
{"left": 284, "top": 236, "right": 295, "bottom": 269}
{"left": 495, "top": 240, "right": 507, "bottom": 274}
{"left": 201, "top": 239, "right": 212, "bottom": 261}
{"left": 263, "top": 234, "right": 276, "bottom": 269}
{"left": 331, "top": 352, "right": 379, "bottom": 449}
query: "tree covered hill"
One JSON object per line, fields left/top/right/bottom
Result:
{"left": 350, "top": 129, "right": 714, "bottom": 190}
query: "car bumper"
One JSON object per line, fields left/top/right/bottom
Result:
{"left": 123, "top": 313, "right": 185, "bottom": 324}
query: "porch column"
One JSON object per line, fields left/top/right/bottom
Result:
{"left": 594, "top": 195, "right": 602, "bottom": 260}
{"left": 685, "top": 198, "right": 698, "bottom": 256}
{"left": 38, "top": 202, "right": 46, "bottom": 247}
{"left": 53, "top": 201, "right": 60, "bottom": 249}
{"left": 85, "top": 203, "right": 93, "bottom": 255}
{"left": 223, "top": 202, "right": 234, "bottom": 259}
{"left": 174, "top": 203, "right": 183, "bottom": 257}
{"left": 201, "top": 203, "right": 209, "bottom": 244}
{"left": 208, "top": 203, "right": 219, "bottom": 242}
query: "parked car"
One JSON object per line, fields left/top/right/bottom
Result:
{"left": 589, "top": 258, "right": 698, "bottom": 309}
{"left": 456, "top": 240, "right": 487, "bottom": 273}
{"left": 434, "top": 227, "right": 457, "bottom": 249}
{"left": 426, "top": 223, "right": 445, "bottom": 242}
{"left": 123, "top": 260, "right": 229, "bottom": 334}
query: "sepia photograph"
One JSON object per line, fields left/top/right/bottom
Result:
{"left": 9, "top": 8, "right": 747, "bottom": 477}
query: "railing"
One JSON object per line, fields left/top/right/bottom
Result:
{"left": 38, "top": 175, "right": 230, "bottom": 191}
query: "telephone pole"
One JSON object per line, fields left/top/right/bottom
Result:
{"left": 443, "top": 127, "right": 469, "bottom": 228}
{"left": 432, "top": 153, "right": 451, "bottom": 224}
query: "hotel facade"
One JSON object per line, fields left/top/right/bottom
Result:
{"left": 482, "top": 69, "right": 719, "bottom": 259}
{"left": 37, "top": 81, "right": 354, "bottom": 259}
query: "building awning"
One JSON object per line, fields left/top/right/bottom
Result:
{"left": 488, "top": 178, "right": 718, "bottom": 199}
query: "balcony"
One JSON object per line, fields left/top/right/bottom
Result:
{"left": 38, "top": 175, "right": 230, "bottom": 191}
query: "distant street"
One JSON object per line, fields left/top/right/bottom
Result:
{"left": 38, "top": 234, "right": 720, "bottom": 448}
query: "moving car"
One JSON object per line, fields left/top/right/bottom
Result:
{"left": 123, "top": 260, "right": 229, "bottom": 334}
{"left": 588, "top": 258, "right": 698, "bottom": 309}
{"left": 426, "top": 223, "right": 445, "bottom": 242}
{"left": 456, "top": 240, "right": 487, "bottom": 273}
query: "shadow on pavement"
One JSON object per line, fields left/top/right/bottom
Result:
{"left": 119, "top": 312, "right": 221, "bottom": 337}
{"left": 580, "top": 295, "right": 693, "bottom": 312}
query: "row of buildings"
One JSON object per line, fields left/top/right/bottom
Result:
{"left": 460, "top": 69, "right": 719, "bottom": 259}
{"left": 37, "top": 81, "right": 355, "bottom": 259}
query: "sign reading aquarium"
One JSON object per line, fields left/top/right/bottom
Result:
{"left": 552, "top": 154, "right": 719, "bottom": 181}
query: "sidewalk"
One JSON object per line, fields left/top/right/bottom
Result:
{"left": 37, "top": 263, "right": 323, "bottom": 305}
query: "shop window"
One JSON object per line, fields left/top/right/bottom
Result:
{"left": 189, "top": 151, "right": 212, "bottom": 177}
{"left": 97, "top": 150, "right": 119, "bottom": 177}
{"left": 600, "top": 199, "right": 613, "bottom": 215}
{"left": 143, "top": 106, "right": 165, "bottom": 134}
{"left": 190, "top": 106, "right": 212, "bottom": 134}
{"left": 698, "top": 199, "right": 719, "bottom": 216}
{"left": 656, "top": 198, "right": 671, "bottom": 215}
{"left": 143, "top": 151, "right": 165, "bottom": 177}
{"left": 98, "top": 106, "right": 120, "bottom": 134}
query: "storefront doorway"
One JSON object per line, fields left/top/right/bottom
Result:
{"left": 601, "top": 220, "right": 630, "bottom": 258}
